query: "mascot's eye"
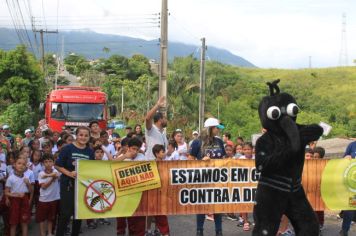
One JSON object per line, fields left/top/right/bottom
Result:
{"left": 266, "top": 106, "right": 281, "bottom": 120}
{"left": 286, "top": 103, "right": 299, "bottom": 117}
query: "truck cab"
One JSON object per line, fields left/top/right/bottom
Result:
{"left": 41, "top": 86, "right": 116, "bottom": 132}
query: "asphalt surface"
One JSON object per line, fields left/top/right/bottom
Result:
{"left": 27, "top": 213, "right": 355, "bottom": 235}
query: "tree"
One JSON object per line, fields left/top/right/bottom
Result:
{"left": 102, "top": 47, "right": 111, "bottom": 54}
{"left": 127, "top": 54, "right": 151, "bottom": 80}
{"left": 0, "top": 45, "right": 45, "bottom": 109}
{"left": 0, "top": 102, "right": 34, "bottom": 134}
{"left": 64, "top": 54, "right": 91, "bottom": 76}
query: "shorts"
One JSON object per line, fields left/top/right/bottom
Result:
{"left": 36, "top": 200, "right": 59, "bottom": 223}
{"left": 9, "top": 195, "right": 30, "bottom": 225}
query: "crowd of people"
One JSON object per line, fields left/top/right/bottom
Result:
{"left": 0, "top": 96, "right": 354, "bottom": 236}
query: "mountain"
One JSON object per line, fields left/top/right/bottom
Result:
{"left": 0, "top": 28, "right": 255, "bottom": 67}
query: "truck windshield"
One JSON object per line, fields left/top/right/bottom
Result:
{"left": 51, "top": 103, "right": 104, "bottom": 121}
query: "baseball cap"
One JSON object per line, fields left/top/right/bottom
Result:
{"left": 24, "top": 129, "right": 32, "bottom": 135}
{"left": 2, "top": 125, "right": 10, "bottom": 130}
{"left": 192, "top": 131, "right": 199, "bottom": 135}
{"left": 204, "top": 118, "right": 225, "bottom": 129}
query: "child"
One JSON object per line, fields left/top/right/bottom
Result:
{"left": 6, "top": 152, "right": 15, "bottom": 176}
{"left": 305, "top": 148, "right": 314, "bottom": 160}
{"left": 36, "top": 153, "right": 60, "bottom": 236}
{"left": 42, "top": 141, "right": 53, "bottom": 155}
{"left": 234, "top": 144, "right": 243, "bottom": 159}
{"left": 5, "top": 157, "right": 32, "bottom": 236}
{"left": 29, "top": 138, "right": 41, "bottom": 152}
{"left": 115, "top": 138, "right": 147, "bottom": 161}
{"left": 239, "top": 142, "right": 254, "bottom": 159}
{"left": 30, "top": 150, "right": 43, "bottom": 211}
{"left": 116, "top": 138, "right": 148, "bottom": 236}
{"left": 313, "top": 146, "right": 325, "bottom": 232}
{"left": 313, "top": 146, "right": 325, "bottom": 159}
{"left": 89, "top": 146, "right": 111, "bottom": 227}
{"left": 152, "top": 144, "right": 165, "bottom": 161}
{"left": 114, "top": 137, "right": 130, "bottom": 159}
{"left": 165, "top": 140, "right": 180, "bottom": 161}
{"left": 237, "top": 142, "right": 254, "bottom": 230}
{"left": 224, "top": 144, "right": 235, "bottom": 159}
{"left": 94, "top": 145, "right": 104, "bottom": 161}
{"left": 150, "top": 144, "right": 170, "bottom": 236}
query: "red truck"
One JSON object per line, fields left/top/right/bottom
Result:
{"left": 40, "top": 86, "right": 116, "bottom": 132}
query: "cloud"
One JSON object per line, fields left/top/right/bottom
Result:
{"left": 1, "top": 0, "right": 356, "bottom": 68}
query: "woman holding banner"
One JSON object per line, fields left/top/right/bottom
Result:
{"left": 189, "top": 117, "right": 226, "bottom": 236}
{"left": 55, "top": 126, "right": 94, "bottom": 236}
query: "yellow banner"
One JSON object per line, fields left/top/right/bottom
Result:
{"left": 111, "top": 161, "right": 161, "bottom": 197}
{"left": 75, "top": 159, "right": 356, "bottom": 219}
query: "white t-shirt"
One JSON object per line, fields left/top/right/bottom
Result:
{"left": 145, "top": 125, "right": 168, "bottom": 160}
{"left": 6, "top": 165, "right": 13, "bottom": 176}
{"left": 24, "top": 169, "right": 35, "bottom": 184}
{"left": 102, "top": 143, "right": 116, "bottom": 161}
{"left": 38, "top": 170, "right": 60, "bottom": 202}
{"left": 177, "top": 142, "right": 188, "bottom": 160}
{"left": 31, "top": 163, "right": 44, "bottom": 181}
{"left": 5, "top": 174, "right": 30, "bottom": 193}
{"left": 52, "top": 144, "right": 58, "bottom": 154}
{"left": 239, "top": 155, "right": 255, "bottom": 160}
{"left": 165, "top": 150, "right": 180, "bottom": 161}
{"left": 124, "top": 153, "right": 150, "bottom": 161}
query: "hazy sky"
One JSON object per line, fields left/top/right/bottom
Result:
{"left": 1, "top": 0, "right": 356, "bottom": 68}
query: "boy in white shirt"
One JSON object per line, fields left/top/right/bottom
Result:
{"left": 115, "top": 138, "right": 148, "bottom": 161}
{"left": 115, "top": 137, "right": 149, "bottom": 236}
{"left": 36, "top": 153, "right": 60, "bottom": 236}
{"left": 150, "top": 144, "right": 170, "bottom": 236}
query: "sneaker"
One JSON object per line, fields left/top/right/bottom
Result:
{"left": 216, "top": 231, "right": 223, "bottom": 236}
{"left": 65, "top": 226, "right": 71, "bottom": 235}
{"left": 280, "top": 229, "right": 295, "bottom": 236}
{"left": 87, "top": 221, "right": 97, "bottom": 229}
{"left": 102, "top": 219, "right": 111, "bottom": 225}
{"left": 237, "top": 218, "right": 244, "bottom": 227}
{"left": 206, "top": 215, "right": 214, "bottom": 221}
{"left": 98, "top": 218, "right": 111, "bottom": 225}
{"left": 196, "top": 230, "right": 204, "bottom": 236}
{"left": 226, "top": 214, "right": 238, "bottom": 221}
{"left": 153, "top": 229, "right": 161, "bottom": 236}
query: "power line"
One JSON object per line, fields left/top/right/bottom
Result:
{"left": 14, "top": 0, "right": 35, "bottom": 54}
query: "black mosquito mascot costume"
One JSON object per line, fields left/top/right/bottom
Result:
{"left": 252, "top": 80, "right": 323, "bottom": 236}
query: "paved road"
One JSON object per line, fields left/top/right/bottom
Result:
{"left": 27, "top": 213, "right": 355, "bottom": 235}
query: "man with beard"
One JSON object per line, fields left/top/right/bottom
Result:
{"left": 145, "top": 96, "right": 168, "bottom": 160}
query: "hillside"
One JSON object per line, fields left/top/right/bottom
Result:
{"left": 0, "top": 28, "right": 255, "bottom": 67}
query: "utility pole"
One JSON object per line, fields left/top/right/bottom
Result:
{"left": 159, "top": 0, "right": 168, "bottom": 114}
{"left": 147, "top": 77, "right": 150, "bottom": 113}
{"left": 121, "top": 86, "right": 124, "bottom": 118}
{"left": 309, "top": 56, "right": 312, "bottom": 68}
{"left": 34, "top": 29, "right": 58, "bottom": 72}
{"left": 199, "top": 38, "right": 207, "bottom": 133}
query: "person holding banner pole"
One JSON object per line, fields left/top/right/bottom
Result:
{"left": 189, "top": 117, "right": 226, "bottom": 236}
{"left": 55, "top": 126, "right": 94, "bottom": 236}
{"left": 340, "top": 141, "right": 356, "bottom": 236}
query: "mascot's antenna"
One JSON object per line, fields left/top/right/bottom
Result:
{"left": 266, "top": 79, "right": 280, "bottom": 96}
